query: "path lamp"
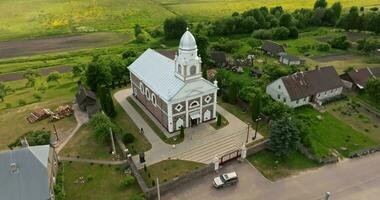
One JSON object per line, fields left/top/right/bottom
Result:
{"left": 253, "top": 117, "right": 262, "bottom": 141}
{"left": 245, "top": 123, "right": 250, "bottom": 143}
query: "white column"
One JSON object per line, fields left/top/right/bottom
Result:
{"left": 213, "top": 156, "right": 219, "bottom": 171}
{"left": 200, "top": 96, "right": 203, "bottom": 123}
{"left": 185, "top": 99, "right": 189, "bottom": 127}
{"left": 213, "top": 92, "right": 217, "bottom": 118}
{"left": 168, "top": 103, "right": 173, "bottom": 132}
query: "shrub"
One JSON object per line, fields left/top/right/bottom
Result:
{"left": 8, "top": 130, "right": 51, "bottom": 148}
{"left": 272, "top": 26, "right": 290, "bottom": 40}
{"left": 119, "top": 175, "right": 136, "bottom": 189}
{"left": 252, "top": 29, "right": 273, "bottom": 39}
{"left": 135, "top": 34, "right": 147, "bottom": 43}
{"left": 180, "top": 126, "right": 184, "bottom": 139}
{"left": 217, "top": 113, "right": 222, "bottom": 126}
{"left": 328, "top": 36, "right": 350, "bottom": 50}
{"left": 5, "top": 103, "right": 11, "bottom": 109}
{"left": 122, "top": 133, "right": 135, "bottom": 143}
{"left": 315, "top": 43, "right": 331, "bottom": 51}
{"left": 131, "top": 194, "right": 145, "bottom": 200}
{"left": 86, "top": 175, "right": 94, "bottom": 182}
{"left": 18, "top": 99, "right": 26, "bottom": 106}
{"left": 33, "top": 93, "right": 42, "bottom": 101}
{"left": 122, "top": 50, "right": 137, "bottom": 59}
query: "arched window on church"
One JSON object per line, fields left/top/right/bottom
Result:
{"left": 190, "top": 65, "right": 196, "bottom": 75}
{"left": 178, "top": 65, "right": 182, "bottom": 74}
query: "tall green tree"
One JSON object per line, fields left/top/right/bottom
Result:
{"left": 366, "top": 79, "right": 380, "bottom": 103}
{"left": 251, "top": 93, "right": 262, "bottom": 122}
{"left": 314, "top": 0, "right": 327, "bottom": 10}
{"left": 163, "top": 17, "right": 188, "bottom": 39}
{"left": 89, "top": 113, "right": 118, "bottom": 143}
{"left": 227, "top": 81, "right": 239, "bottom": 104}
{"left": 267, "top": 116, "right": 300, "bottom": 157}
{"left": 98, "top": 86, "right": 116, "bottom": 118}
{"left": 85, "top": 57, "right": 113, "bottom": 92}
{"left": 279, "top": 13, "right": 292, "bottom": 28}
{"left": 331, "top": 2, "right": 342, "bottom": 18}
{"left": 195, "top": 34, "right": 210, "bottom": 64}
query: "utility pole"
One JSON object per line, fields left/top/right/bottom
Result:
{"left": 253, "top": 117, "right": 262, "bottom": 140}
{"left": 325, "top": 192, "right": 331, "bottom": 200}
{"left": 245, "top": 123, "right": 250, "bottom": 143}
{"left": 109, "top": 128, "right": 116, "bottom": 155}
{"left": 156, "top": 177, "right": 161, "bottom": 200}
{"left": 53, "top": 124, "right": 59, "bottom": 141}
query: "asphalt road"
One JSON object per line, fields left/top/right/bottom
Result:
{"left": 162, "top": 153, "right": 380, "bottom": 200}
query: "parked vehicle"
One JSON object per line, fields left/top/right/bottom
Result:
{"left": 213, "top": 171, "right": 238, "bottom": 189}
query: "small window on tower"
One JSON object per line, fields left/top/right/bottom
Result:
{"left": 190, "top": 65, "right": 196, "bottom": 75}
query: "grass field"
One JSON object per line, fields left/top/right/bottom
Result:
{"left": 139, "top": 159, "right": 205, "bottom": 187}
{"left": 60, "top": 124, "right": 116, "bottom": 160}
{"left": 63, "top": 161, "right": 144, "bottom": 200}
{"left": 113, "top": 100, "right": 152, "bottom": 155}
{"left": 247, "top": 150, "right": 320, "bottom": 181}
{"left": 296, "top": 106, "right": 377, "bottom": 158}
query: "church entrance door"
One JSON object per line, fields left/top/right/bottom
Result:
{"left": 189, "top": 111, "right": 201, "bottom": 127}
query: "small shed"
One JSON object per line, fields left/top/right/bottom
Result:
{"left": 76, "top": 84, "right": 100, "bottom": 117}
{"left": 279, "top": 55, "right": 305, "bottom": 66}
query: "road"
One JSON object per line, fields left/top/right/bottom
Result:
{"left": 162, "top": 153, "right": 380, "bottom": 200}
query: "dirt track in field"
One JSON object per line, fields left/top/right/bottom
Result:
{"left": 0, "top": 32, "right": 128, "bottom": 59}
{"left": 0, "top": 66, "right": 72, "bottom": 82}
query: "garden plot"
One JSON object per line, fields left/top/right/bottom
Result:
{"left": 326, "top": 100, "right": 380, "bottom": 142}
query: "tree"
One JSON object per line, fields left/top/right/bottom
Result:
{"left": 288, "top": 27, "right": 299, "bottom": 39}
{"left": 247, "top": 38, "right": 262, "bottom": 50}
{"left": 314, "top": 0, "right": 327, "bottom": 10}
{"left": 85, "top": 57, "right": 113, "bottom": 92}
{"left": 202, "top": 67, "right": 208, "bottom": 79}
{"left": 163, "top": 17, "right": 188, "bottom": 39}
{"left": 180, "top": 126, "right": 185, "bottom": 139}
{"left": 24, "top": 70, "right": 40, "bottom": 88}
{"left": 98, "top": 86, "right": 116, "bottom": 118}
{"left": 72, "top": 65, "right": 86, "bottom": 77}
{"left": 331, "top": 2, "right": 342, "bottom": 18}
{"left": 279, "top": 13, "right": 292, "bottom": 28}
{"left": 328, "top": 36, "right": 350, "bottom": 50}
{"left": 195, "top": 34, "right": 210, "bottom": 64}
{"left": 272, "top": 26, "right": 290, "bottom": 40}
{"left": 366, "top": 79, "right": 380, "bottom": 103}
{"left": 251, "top": 93, "right": 261, "bottom": 122}
{"left": 0, "top": 82, "right": 11, "bottom": 102}
{"left": 134, "top": 24, "right": 142, "bottom": 37}
{"left": 217, "top": 113, "right": 222, "bottom": 126}
{"left": 89, "top": 113, "right": 117, "bottom": 143}
{"left": 227, "top": 81, "right": 239, "bottom": 104}
{"left": 46, "top": 72, "right": 61, "bottom": 85}
{"left": 267, "top": 116, "right": 300, "bottom": 157}
{"left": 261, "top": 100, "right": 292, "bottom": 120}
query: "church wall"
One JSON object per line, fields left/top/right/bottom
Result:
{"left": 202, "top": 93, "right": 215, "bottom": 105}
{"left": 202, "top": 104, "right": 214, "bottom": 121}
{"left": 172, "top": 101, "right": 186, "bottom": 115}
{"left": 130, "top": 73, "right": 168, "bottom": 129}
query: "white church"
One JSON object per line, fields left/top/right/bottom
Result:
{"left": 128, "top": 29, "right": 219, "bottom": 133}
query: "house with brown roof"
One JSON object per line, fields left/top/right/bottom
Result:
{"left": 75, "top": 83, "right": 100, "bottom": 117}
{"left": 266, "top": 66, "right": 344, "bottom": 108}
{"left": 340, "top": 67, "right": 380, "bottom": 91}
{"left": 261, "top": 40, "right": 286, "bottom": 57}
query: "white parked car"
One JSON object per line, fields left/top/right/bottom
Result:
{"left": 213, "top": 171, "right": 238, "bottom": 189}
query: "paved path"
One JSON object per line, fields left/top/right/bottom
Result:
{"left": 59, "top": 156, "right": 127, "bottom": 165}
{"left": 162, "top": 153, "right": 380, "bottom": 200}
{"left": 114, "top": 89, "right": 263, "bottom": 167}
{"left": 56, "top": 104, "right": 89, "bottom": 153}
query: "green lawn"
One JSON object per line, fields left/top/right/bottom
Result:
{"left": 356, "top": 93, "right": 380, "bottom": 113}
{"left": 139, "top": 159, "right": 205, "bottom": 187}
{"left": 296, "top": 106, "right": 377, "bottom": 158}
{"left": 210, "top": 112, "right": 229, "bottom": 130}
{"left": 127, "top": 97, "right": 183, "bottom": 145}
{"left": 113, "top": 100, "right": 152, "bottom": 155}
{"left": 60, "top": 124, "right": 116, "bottom": 160}
{"left": 247, "top": 150, "right": 320, "bottom": 181}
{"left": 62, "top": 161, "right": 144, "bottom": 200}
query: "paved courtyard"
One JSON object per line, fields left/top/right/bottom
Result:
{"left": 114, "top": 89, "right": 263, "bottom": 167}
{"left": 162, "top": 153, "right": 380, "bottom": 200}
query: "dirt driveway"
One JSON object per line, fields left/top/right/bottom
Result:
{"left": 0, "top": 32, "right": 128, "bottom": 59}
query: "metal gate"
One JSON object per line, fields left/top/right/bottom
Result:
{"left": 219, "top": 149, "right": 241, "bottom": 164}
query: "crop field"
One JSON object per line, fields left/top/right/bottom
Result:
{"left": 157, "top": 0, "right": 380, "bottom": 20}
{"left": 0, "top": 0, "right": 174, "bottom": 41}
{"left": 1, "top": 0, "right": 379, "bottom": 41}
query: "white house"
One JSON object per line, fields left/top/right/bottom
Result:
{"left": 128, "top": 29, "right": 219, "bottom": 133}
{"left": 266, "top": 66, "right": 344, "bottom": 108}
{"left": 279, "top": 55, "right": 305, "bottom": 66}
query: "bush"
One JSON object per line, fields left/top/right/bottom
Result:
{"left": 135, "top": 34, "right": 147, "bottom": 43}
{"left": 272, "top": 26, "right": 290, "bottom": 40}
{"left": 288, "top": 27, "right": 299, "bottom": 39}
{"left": 33, "top": 93, "right": 42, "bottom": 101}
{"left": 252, "top": 29, "right": 273, "bottom": 39}
{"left": 315, "top": 43, "right": 331, "bottom": 52}
{"left": 122, "top": 133, "right": 135, "bottom": 144}
{"left": 328, "top": 36, "right": 350, "bottom": 50}
{"left": 5, "top": 103, "right": 11, "bottom": 109}
{"left": 8, "top": 130, "right": 51, "bottom": 149}
{"left": 119, "top": 175, "right": 136, "bottom": 189}
{"left": 217, "top": 113, "right": 222, "bottom": 126}
{"left": 18, "top": 99, "right": 26, "bottom": 106}
{"left": 130, "top": 194, "right": 145, "bottom": 200}
{"left": 122, "top": 50, "right": 137, "bottom": 59}
{"left": 89, "top": 113, "right": 119, "bottom": 143}
{"left": 180, "top": 126, "right": 184, "bottom": 139}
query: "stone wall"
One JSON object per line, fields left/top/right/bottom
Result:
{"left": 246, "top": 139, "right": 268, "bottom": 156}
{"left": 297, "top": 143, "right": 338, "bottom": 164}
{"left": 348, "top": 144, "right": 380, "bottom": 158}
